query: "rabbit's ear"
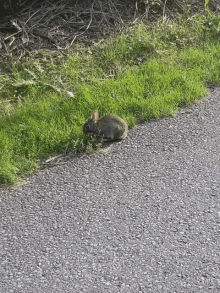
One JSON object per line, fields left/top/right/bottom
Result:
{"left": 91, "top": 109, "right": 99, "bottom": 122}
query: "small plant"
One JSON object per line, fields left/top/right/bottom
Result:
{"left": 11, "top": 62, "right": 62, "bottom": 94}
{"left": 205, "top": 0, "right": 210, "bottom": 8}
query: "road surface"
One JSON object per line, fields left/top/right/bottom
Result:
{"left": 1, "top": 87, "right": 220, "bottom": 292}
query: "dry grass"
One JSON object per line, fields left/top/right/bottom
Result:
{"left": 0, "top": 0, "right": 218, "bottom": 61}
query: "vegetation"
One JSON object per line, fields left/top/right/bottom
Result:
{"left": 1, "top": 9, "right": 220, "bottom": 185}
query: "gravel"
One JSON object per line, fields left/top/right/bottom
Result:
{"left": 1, "top": 87, "right": 220, "bottom": 293}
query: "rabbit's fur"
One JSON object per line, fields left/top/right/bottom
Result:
{"left": 83, "top": 109, "right": 128, "bottom": 142}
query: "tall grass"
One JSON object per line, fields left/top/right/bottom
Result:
{"left": 1, "top": 11, "right": 220, "bottom": 185}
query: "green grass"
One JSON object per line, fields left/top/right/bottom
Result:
{"left": 1, "top": 11, "right": 220, "bottom": 185}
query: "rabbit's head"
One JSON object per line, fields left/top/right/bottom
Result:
{"left": 83, "top": 109, "right": 99, "bottom": 134}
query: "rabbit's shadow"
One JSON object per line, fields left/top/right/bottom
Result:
{"left": 100, "top": 137, "right": 126, "bottom": 153}
{"left": 84, "top": 131, "right": 128, "bottom": 154}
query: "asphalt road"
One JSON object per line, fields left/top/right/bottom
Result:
{"left": 1, "top": 87, "right": 220, "bottom": 293}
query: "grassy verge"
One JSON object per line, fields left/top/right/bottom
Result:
{"left": 1, "top": 11, "right": 220, "bottom": 185}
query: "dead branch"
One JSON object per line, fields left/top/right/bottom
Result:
{"left": 0, "top": 0, "right": 218, "bottom": 61}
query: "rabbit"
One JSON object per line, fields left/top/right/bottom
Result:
{"left": 83, "top": 109, "right": 128, "bottom": 142}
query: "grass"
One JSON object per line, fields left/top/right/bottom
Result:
{"left": 1, "top": 11, "right": 220, "bottom": 185}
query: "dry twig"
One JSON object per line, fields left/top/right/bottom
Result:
{"left": 0, "top": 0, "right": 218, "bottom": 61}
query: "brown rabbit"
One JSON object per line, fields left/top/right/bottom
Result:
{"left": 83, "top": 109, "right": 128, "bottom": 142}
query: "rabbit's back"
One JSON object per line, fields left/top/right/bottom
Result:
{"left": 97, "top": 115, "right": 128, "bottom": 140}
